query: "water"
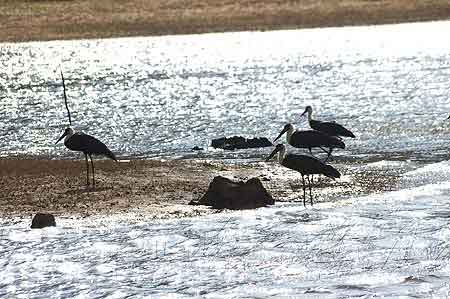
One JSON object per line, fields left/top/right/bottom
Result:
{"left": 1, "top": 21, "right": 450, "bottom": 297}
{"left": 1, "top": 164, "right": 450, "bottom": 297}
{"left": 1, "top": 21, "right": 449, "bottom": 159}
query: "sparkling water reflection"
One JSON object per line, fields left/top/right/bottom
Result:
{"left": 1, "top": 21, "right": 449, "bottom": 159}
{"left": 1, "top": 21, "right": 450, "bottom": 298}
{"left": 1, "top": 161, "right": 450, "bottom": 297}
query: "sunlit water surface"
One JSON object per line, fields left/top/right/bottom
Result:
{"left": 0, "top": 21, "right": 449, "bottom": 159}
{"left": 1, "top": 21, "right": 450, "bottom": 297}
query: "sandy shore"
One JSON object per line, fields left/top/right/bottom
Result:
{"left": 0, "top": 157, "right": 399, "bottom": 219}
{"left": 1, "top": 0, "right": 450, "bottom": 42}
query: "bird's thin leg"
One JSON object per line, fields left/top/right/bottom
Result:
{"left": 89, "top": 154, "right": 95, "bottom": 188}
{"left": 84, "top": 153, "right": 90, "bottom": 186}
{"left": 301, "top": 175, "right": 306, "bottom": 207}
{"left": 319, "top": 147, "right": 329, "bottom": 154}
{"left": 324, "top": 148, "right": 333, "bottom": 163}
{"left": 306, "top": 175, "right": 312, "bottom": 205}
{"left": 307, "top": 175, "right": 313, "bottom": 206}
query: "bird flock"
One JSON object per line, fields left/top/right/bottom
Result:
{"left": 55, "top": 72, "right": 356, "bottom": 206}
{"left": 266, "top": 105, "right": 355, "bottom": 206}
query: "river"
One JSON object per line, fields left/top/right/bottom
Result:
{"left": 1, "top": 21, "right": 449, "bottom": 297}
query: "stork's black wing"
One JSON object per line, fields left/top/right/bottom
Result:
{"left": 283, "top": 154, "right": 340, "bottom": 178}
{"left": 310, "top": 120, "right": 355, "bottom": 138}
{"left": 65, "top": 133, "right": 117, "bottom": 161}
{"left": 290, "top": 130, "right": 345, "bottom": 149}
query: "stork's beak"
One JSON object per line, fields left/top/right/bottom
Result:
{"left": 265, "top": 147, "right": 280, "bottom": 162}
{"left": 273, "top": 127, "right": 288, "bottom": 142}
{"left": 300, "top": 108, "right": 307, "bottom": 117}
{"left": 55, "top": 131, "right": 67, "bottom": 144}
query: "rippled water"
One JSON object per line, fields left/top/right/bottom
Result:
{"left": 1, "top": 21, "right": 450, "bottom": 298}
{"left": 1, "top": 161, "right": 450, "bottom": 297}
{"left": 1, "top": 21, "right": 449, "bottom": 159}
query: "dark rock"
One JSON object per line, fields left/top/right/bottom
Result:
{"left": 31, "top": 213, "right": 56, "bottom": 229}
{"left": 211, "top": 136, "right": 272, "bottom": 150}
{"left": 190, "top": 176, "right": 274, "bottom": 210}
{"left": 191, "top": 146, "right": 204, "bottom": 151}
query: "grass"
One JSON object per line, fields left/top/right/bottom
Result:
{"left": 1, "top": 0, "right": 450, "bottom": 42}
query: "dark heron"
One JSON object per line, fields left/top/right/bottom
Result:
{"left": 266, "top": 144, "right": 341, "bottom": 206}
{"left": 300, "top": 106, "right": 355, "bottom": 138}
{"left": 274, "top": 123, "right": 345, "bottom": 162}
{"left": 56, "top": 128, "right": 117, "bottom": 187}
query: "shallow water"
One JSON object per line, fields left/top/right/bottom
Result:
{"left": 1, "top": 21, "right": 450, "bottom": 298}
{"left": 0, "top": 21, "right": 449, "bottom": 160}
{"left": 1, "top": 161, "right": 450, "bottom": 298}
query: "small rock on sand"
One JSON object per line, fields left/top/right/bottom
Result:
{"left": 31, "top": 213, "right": 56, "bottom": 229}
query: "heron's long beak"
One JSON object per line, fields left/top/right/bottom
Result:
{"left": 273, "top": 127, "right": 288, "bottom": 143}
{"left": 55, "top": 131, "right": 67, "bottom": 144}
{"left": 265, "top": 147, "right": 280, "bottom": 162}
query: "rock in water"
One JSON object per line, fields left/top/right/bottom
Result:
{"left": 31, "top": 213, "right": 56, "bottom": 229}
{"left": 211, "top": 136, "right": 272, "bottom": 150}
{"left": 190, "top": 176, "right": 274, "bottom": 210}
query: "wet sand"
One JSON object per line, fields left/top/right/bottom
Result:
{"left": 0, "top": 157, "right": 398, "bottom": 219}
{"left": 1, "top": 0, "right": 450, "bottom": 42}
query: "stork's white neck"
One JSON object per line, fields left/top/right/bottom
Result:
{"left": 278, "top": 146, "right": 286, "bottom": 164}
{"left": 65, "top": 128, "right": 75, "bottom": 143}
{"left": 306, "top": 109, "right": 313, "bottom": 122}
{"left": 285, "top": 124, "right": 294, "bottom": 144}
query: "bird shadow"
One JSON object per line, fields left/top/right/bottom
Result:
{"left": 65, "top": 186, "right": 112, "bottom": 195}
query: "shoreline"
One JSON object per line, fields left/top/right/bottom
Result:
{"left": 0, "top": 157, "right": 398, "bottom": 219}
{"left": 1, "top": 1, "right": 449, "bottom": 43}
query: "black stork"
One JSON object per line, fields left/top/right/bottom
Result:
{"left": 266, "top": 144, "right": 341, "bottom": 207}
{"left": 274, "top": 123, "right": 345, "bottom": 162}
{"left": 300, "top": 106, "right": 355, "bottom": 138}
{"left": 56, "top": 127, "right": 117, "bottom": 187}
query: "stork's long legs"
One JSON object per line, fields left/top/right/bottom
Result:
{"left": 324, "top": 148, "right": 333, "bottom": 163}
{"left": 306, "top": 175, "right": 313, "bottom": 206}
{"left": 84, "top": 153, "right": 90, "bottom": 186}
{"left": 301, "top": 175, "right": 307, "bottom": 207}
{"left": 89, "top": 154, "right": 95, "bottom": 188}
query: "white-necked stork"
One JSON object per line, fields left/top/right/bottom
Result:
{"left": 266, "top": 144, "right": 341, "bottom": 206}
{"left": 274, "top": 123, "right": 345, "bottom": 162}
{"left": 300, "top": 106, "right": 355, "bottom": 138}
{"left": 56, "top": 127, "right": 117, "bottom": 187}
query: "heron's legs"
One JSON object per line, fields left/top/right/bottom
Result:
{"left": 84, "top": 153, "right": 90, "bottom": 186}
{"left": 89, "top": 154, "right": 95, "bottom": 188}
{"left": 301, "top": 175, "right": 307, "bottom": 207}
{"left": 306, "top": 175, "right": 312, "bottom": 206}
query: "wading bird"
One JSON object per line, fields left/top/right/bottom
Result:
{"left": 56, "top": 128, "right": 117, "bottom": 187}
{"left": 300, "top": 106, "right": 355, "bottom": 138}
{"left": 266, "top": 144, "right": 341, "bottom": 206}
{"left": 56, "top": 70, "right": 116, "bottom": 187}
{"left": 274, "top": 123, "right": 345, "bottom": 162}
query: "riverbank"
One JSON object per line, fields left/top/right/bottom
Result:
{"left": 1, "top": 0, "right": 450, "bottom": 42}
{"left": 0, "top": 157, "right": 399, "bottom": 219}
